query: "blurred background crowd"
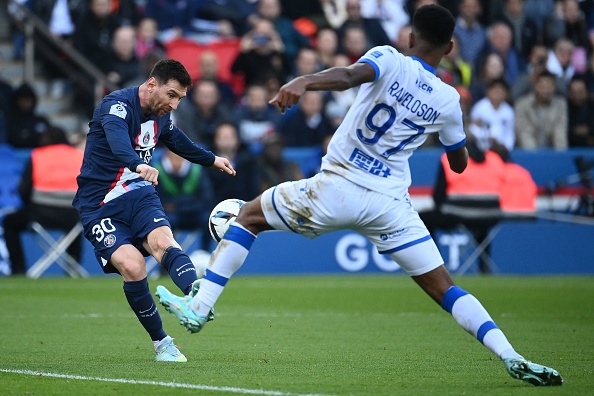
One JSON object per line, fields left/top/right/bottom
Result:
{"left": 0, "top": 0, "right": 594, "bottom": 257}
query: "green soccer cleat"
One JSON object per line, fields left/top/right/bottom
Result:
{"left": 154, "top": 336, "right": 187, "bottom": 362}
{"left": 156, "top": 285, "right": 210, "bottom": 333}
{"left": 504, "top": 358, "right": 563, "bottom": 386}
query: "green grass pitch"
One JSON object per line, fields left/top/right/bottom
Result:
{"left": 1, "top": 275, "right": 593, "bottom": 395}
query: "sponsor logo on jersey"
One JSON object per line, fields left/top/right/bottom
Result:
{"left": 380, "top": 228, "right": 408, "bottom": 241}
{"left": 109, "top": 103, "right": 127, "bottom": 119}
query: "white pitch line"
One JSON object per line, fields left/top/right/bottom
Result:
{"left": 0, "top": 369, "right": 326, "bottom": 396}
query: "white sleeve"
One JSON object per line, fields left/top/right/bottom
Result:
{"left": 356, "top": 46, "right": 401, "bottom": 81}
{"left": 438, "top": 103, "right": 467, "bottom": 150}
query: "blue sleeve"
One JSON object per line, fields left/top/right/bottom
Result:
{"left": 160, "top": 121, "right": 216, "bottom": 167}
{"left": 103, "top": 117, "right": 145, "bottom": 171}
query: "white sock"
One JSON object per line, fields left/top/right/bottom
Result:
{"left": 445, "top": 287, "right": 522, "bottom": 360}
{"left": 192, "top": 224, "right": 255, "bottom": 315}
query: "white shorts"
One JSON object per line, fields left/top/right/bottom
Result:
{"left": 260, "top": 171, "right": 444, "bottom": 276}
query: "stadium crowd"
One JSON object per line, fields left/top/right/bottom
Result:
{"left": 1, "top": 0, "right": 594, "bottom": 259}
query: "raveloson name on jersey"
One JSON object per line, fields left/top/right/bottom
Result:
{"left": 387, "top": 80, "right": 441, "bottom": 125}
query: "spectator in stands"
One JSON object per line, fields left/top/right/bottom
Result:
{"left": 319, "top": 0, "right": 348, "bottom": 30}
{"left": 233, "top": 84, "right": 282, "bottom": 149}
{"left": 478, "top": 21, "right": 522, "bottom": 85}
{"left": 278, "top": 0, "right": 326, "bottom": 27}
{"left": 360, "top": 0, "right": 409, "bottom": 43}
{"left": 337, "top": 0, "right": 391, "bottom": 48}
{"left": 511, "top": 44, "right": 557, "bottom": 102}
{"left": 566, "top": 75, "right": 594, "bottom": 147}
{"left": 547, "top": 37, "right": 577, "bottom": 94}
{"left": 106, "top": 25, "right": 140, "bottom": 89}
{"left": 195, "top": 50, "right": 237, "bottom": 107}
{"left": 73, "top": 0, "right": 123, "bottom": 117}
{"left": 289, "top": 47, "right": 321, "bottom": 80}
{"left": 437, "top": 34, "right": 472, "bottom": 88}
{"left": 135, "top": 17, "right": 166, "bottom": 60}
{"left": 31, "top": 0, "right": 86, "bottom": 98}
{"left": 469, "top": 52, "right": 506, "bottom": 102}
{"left": 515, "top": 70, "right": 568, "bottom": 150}
{"left": 469, "top": 78, "right": 515, "bottom": 151}
{"left": 255, "top": 0, "right": 311, "bottom": 67}
{"left": 153, "top": 147, "right": 215, "bottom": 251}
{"left": 208, "top": 122, "right": 260, "bottom": 203}
{"left": 493, "top": 0, "right": 540, "bottom": 63}
{"left": 454, "top": 0, "right": 487, "bottom": 66}
{"left": 315, "top": 27, "right": 339, "bottom": 69}
{"left": 523, "top": 0, "right": 556, "bottom": 34}
{"left": 257, "top": 133, "right": 304, "bottom": 193}
{"left": 194, "top": 0, "right": 253, "bottom": 37}
{"left": 583, "top": 51, "right": 594, "bottom": 98}
{"left": 126, "top": 49, "right": 164, "bottom": 87}
{"left": 393, "top": 23, "right": 412, "bottom": 54}
{"left": 7, "top": 83, "right": 51, "bottom": 149}
{"left": 231, "top": 18, "right": 291, "bottom": 87}
{"left": 75, "top": 0, "right": 122, "bottom": 75}
{"left": 143, "top": 0, "right": 198, "bottom": 43}
{"left": 2, "top": 127, "right": 83, "bottom": 275}
{"left": 173, "top": 79, "right": 232, "bottom": 148}
{"left": 341, "top": 25, "right": 370, "bottom": 63}
{"left": 278, "top": 91, "right": 333, "bottom": 147}
{"left": 544, "top": 0, "right": 591, "bottom": 73}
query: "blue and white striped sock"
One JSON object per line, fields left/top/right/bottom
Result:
{"left": 192, "top": 224, "right": 256, "bottom": 315}
{"left": 442, "top": 286, "right": 523, "bottom": 360}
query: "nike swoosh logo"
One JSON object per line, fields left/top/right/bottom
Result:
{"left": 153, "top": 217, "right": 166, "bottom": 222}
{"left": 139, "top": 303, "right": 154, "bottom": 314}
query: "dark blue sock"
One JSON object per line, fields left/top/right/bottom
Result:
{"left": 123, "top": 278, "right": 167, "bottom": 342}
{"left": 161, "top": 247, "right": 198, "bottom": 295}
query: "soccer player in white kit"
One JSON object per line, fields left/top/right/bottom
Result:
{"left": 157, "top": 5, "right": 563, "bottom": 386}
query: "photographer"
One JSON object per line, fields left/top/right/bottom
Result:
{"left": 511, "top": 44, "right": 563, "bottom": 102}
{"left": 231, "top": 18, "right": 291, "bottom": 87}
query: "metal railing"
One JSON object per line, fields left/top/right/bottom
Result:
{"left": 7, "top": 0, "right": 118, "bottom": 105}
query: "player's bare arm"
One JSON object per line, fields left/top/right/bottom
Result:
{"left": 211, "top": 155, "right": 237, "bottom": 176}
{"left": 445, "top": 146, "right": 468, "bottom": 174}
{"left": 269, "top": 63, "right": 376, "bottom": 113}
{"left": 136, "top": 163, "right": 159, "bottom": 185}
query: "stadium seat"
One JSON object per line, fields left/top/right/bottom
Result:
{"left": 0, "top": 145, "right": 26, "bottom": 215}
{"left": 26, "top": 221, "right": 89, "bottom": 279}
{"left": 165, "top": 38, "right": 244, "bottom": 94}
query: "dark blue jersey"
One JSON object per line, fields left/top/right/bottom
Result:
{"left": 73, "top": 86, "right": 215, "bottom": 212}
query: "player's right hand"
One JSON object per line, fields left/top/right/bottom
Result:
{"left": 269, "top": 78, "right": 306, "bottom": 114}
{"left": 136, "top": 163, "right": 159, "bottom": 186}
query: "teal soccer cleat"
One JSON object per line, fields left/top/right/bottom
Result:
{"left": 504, "top": 358, "right": 563, "bottom": 386}
{"left": 156, "top": 285, "right": 210, "bottom": 333}
{"left": 154, "top": 336, "right": 187, "bottom": 362}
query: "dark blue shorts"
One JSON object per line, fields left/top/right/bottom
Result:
{"left": 78, "top": 187, "right": 171, "bottom": 274}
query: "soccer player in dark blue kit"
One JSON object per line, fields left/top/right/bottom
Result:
{"left": 73, "top": 59, "right": 236, "bottom": 362}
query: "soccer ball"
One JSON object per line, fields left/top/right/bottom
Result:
{"left": 208, "top": 198, "right": 245, "bottom": 242}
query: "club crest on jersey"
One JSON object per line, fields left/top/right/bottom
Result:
{"left": 103, "top": 234, "right": 117, "bottom": 248}
{"left": 143, "top": 131, "right": 150, "bottom": 145}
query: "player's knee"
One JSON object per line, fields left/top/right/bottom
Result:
{"left": 117, "top": 258, "right": 147, "bottom": 280}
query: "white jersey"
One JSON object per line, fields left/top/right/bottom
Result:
{"left": 321, "top": 46, "right": 466, "bottom": 199}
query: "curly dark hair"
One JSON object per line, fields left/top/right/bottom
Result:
{"left": 412, "top": 4, "right": 456, "bottom": 48}
{"left": 149, "top": 59, "right": 192, "bottom": 87}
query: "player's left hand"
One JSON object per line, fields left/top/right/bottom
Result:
{"left": 212, "top": 156, "right": 236, "bottom": 176}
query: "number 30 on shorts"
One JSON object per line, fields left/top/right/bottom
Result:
{"left": 92, "top": 218, "right": 117, "bottom": 242}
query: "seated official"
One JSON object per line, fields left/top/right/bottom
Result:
{"left": 420, "top": 140, "right": 506, "bottom": 274}
{"left": 3, "top": 127, "right": 84, "bottom": 275}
